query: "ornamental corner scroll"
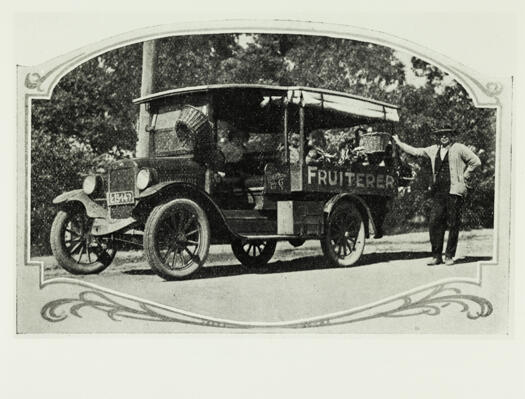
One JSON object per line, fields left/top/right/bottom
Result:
{"left": 40, "top": 281, "right": 493, "bottom": 330}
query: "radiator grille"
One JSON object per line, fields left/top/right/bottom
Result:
{"left": 108, "top": 167, "right": 135, "bottom": 219}
{"left": 109, "top": 167, "right": 135, "bottom": 192}
{"left": 109, "top": 204, "right": 134, "bottom": 219}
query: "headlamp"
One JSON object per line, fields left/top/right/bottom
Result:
{"left": 82, "top": 175, "right": 100, "bottom": 195}
{"left": 136, "top": 168, "right": 154, "bottom": 190}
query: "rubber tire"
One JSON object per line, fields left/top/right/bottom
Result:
{"left": 231, "top": 240, "right": 277, "bottom": 268}
{"left": 321, "top": 201, "right": 366, "bottom": 267}
{"left": 144, "top": 198, "right": 210, "bottom": 280}
{"left": 50, "top": 209, "right": 115, "bottom": 275}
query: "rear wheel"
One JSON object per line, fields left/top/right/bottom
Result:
{"left": 144, "top": 199, "right": 210, "bottom": 280}
{"left": 231, "top": 239, "right": 276, "bottom": 268}
{"left": 50, "top": 209, "right": 116, "bottom": 275}
{"left": 321, "top": 202, "right": 365, "bottom": 267}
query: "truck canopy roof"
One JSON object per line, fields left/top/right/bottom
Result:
{"left": 133, "top": 84, "right": 399, "bottom": 131}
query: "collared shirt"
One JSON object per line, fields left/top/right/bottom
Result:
{"left": 439, "top": 145, "right": 449, "bottom": 160}
{"left": 434, "top": 150, "right": 451, "bottom": 193}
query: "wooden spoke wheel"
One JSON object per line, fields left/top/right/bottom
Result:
{"left": 144, "top": 199, "right": 210, "bottom": 280}
{"left": 50, "top": 209, "right": 116, "bottom": 275}
{"left": 321, "top": 202, "right": 365, "bottom": 267}
{"left": 231, "top": 239, "right": 277, "bottom": 268}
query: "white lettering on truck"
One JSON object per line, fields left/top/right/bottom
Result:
{"left": 306, "top": 166, "right": 395, "bottom": 190}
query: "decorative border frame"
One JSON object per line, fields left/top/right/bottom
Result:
{"left": 16, "top": 19, "right": 512, "bottom": 333}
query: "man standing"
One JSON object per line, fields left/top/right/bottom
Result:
{"left": 392, "top": 128, "right": 481, "bottom": 265}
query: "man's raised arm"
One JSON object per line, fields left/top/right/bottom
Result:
{"left": 392, "top": 134, "right": 429, "bottom": 158}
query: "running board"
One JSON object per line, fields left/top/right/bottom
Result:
{"left": 236, "top": 234, "right": 316, "bottom": 241}
{"left": 223, "top": 210, "right": 277, "bottom": 235}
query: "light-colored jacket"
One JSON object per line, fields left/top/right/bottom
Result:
{"left": 397, "top": 141, "right": 481, "bottom": 196}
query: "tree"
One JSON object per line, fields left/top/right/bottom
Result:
{"left": 32, "top": 44, "right": 142, "bottom": 156}
{"left": 155, "top": 35, "right": 241, "bottom": 90}
{"left": 30, "top": 130, "right": 96, "bottom": 255}
{"left": 31, "top": 44, "right": 142, "bottom": 255}
{"left": 216, "top": 35, "right": 291, "bottom": 85}
{"left": 284, "top": 36, "right": 406, "bottom": 102}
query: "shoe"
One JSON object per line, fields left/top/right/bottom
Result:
{"left": 427, "top": 257, "right": 443, "bottom": 266}
{"left": 444, "top": 256, "right": 455, "bottom": 266}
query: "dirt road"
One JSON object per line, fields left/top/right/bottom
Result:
{"left": 35, "top": 229, "right": 493, "bottom": 323}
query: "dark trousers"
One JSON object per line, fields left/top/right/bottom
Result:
{"left": 369, "top": 197, "right": 388, "bottom": 237}
{"left": 428, "top": 194, "right": 463, "bottom": 259}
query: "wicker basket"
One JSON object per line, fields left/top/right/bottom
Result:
{"left": 175, "top": 105, "right": 212, "bottom": 144}
{"left": 360, "top": 132, "right": 391, "bottom": 153}
{"left": 174, "top": 105, "right": 215, "bottom": 163}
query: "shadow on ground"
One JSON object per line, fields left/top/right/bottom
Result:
{"left": 123, "top": 251, "right": 492, "bottom": 281}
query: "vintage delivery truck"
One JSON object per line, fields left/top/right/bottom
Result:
{"left": 50, "top": 84, "right": 404, "bottom": 280}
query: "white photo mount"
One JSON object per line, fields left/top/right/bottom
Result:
{"left": 16, "top": 19, "right": 513, "bottom": 333}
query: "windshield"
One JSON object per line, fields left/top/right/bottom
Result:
{"left": 152, "top": 102, "right": 208, "bottom": 157}
{"left": 217, "top": 120, "right": 283, "bottom": 175}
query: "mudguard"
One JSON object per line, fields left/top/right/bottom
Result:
{"left": 52, "top": 189, "right": 107, "bottom": 219}
{"left": 136, "top": 181, "right": 180, "bottom": 199}
{"left": 53, "top": 189, "right": 136, "bottom": 236}
{"left": 323, "top": 193, "right": 376, "bottom": 237}
{"left": 135, "top": 182, "right": 236, "bottom": 240}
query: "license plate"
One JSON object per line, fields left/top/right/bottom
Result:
{"left": 107, "top": 191, "right": 134, "bottom": 206}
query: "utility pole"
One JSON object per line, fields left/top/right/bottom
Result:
{"left": 136, "top": 40, "right": 158, "bottom": 158}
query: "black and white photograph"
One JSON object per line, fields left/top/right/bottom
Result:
{"left": 6, "top": 5, "right": 523, "bottom": 399}
{"left": 17, "top": 18, "right": 512, "bottom": 334}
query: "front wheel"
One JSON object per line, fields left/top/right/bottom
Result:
{"left": 321, "top": 202, "right": 365, "bottom": 267}
{"left": 231, "top": 239, "right": 276, "bottom": 268}
{"left": 50, "top": 209, "right": 116, "bottom": 275}
{"left": 144, "top": 199, "right": 210, "bottom": 280}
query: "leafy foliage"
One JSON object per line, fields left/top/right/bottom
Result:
{"left": 216, "top": 35, "right": 291, "bottom": 85}
{"left": 284, "top": 36, "right": 405, "bottom": 102}
{"left": 31, "top": 130, "right": 96, "bottom": 255}
{"left": 31, "top": 44, "right": 142, "bottom": 254}
{"left": 32, "top": 44, "right": 142, "bottom": 155}
{"left": 155, "top": 35, "right": 240, "bottom": 90}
